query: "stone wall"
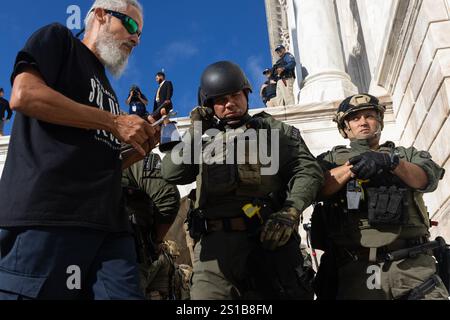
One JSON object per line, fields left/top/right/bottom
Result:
{"left": 374, "top": 0, "right": 450, "bottom": 238}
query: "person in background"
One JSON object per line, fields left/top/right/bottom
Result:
{"left": 260, "top": 68, "right": 278, "bottom": 108}
{"left": 0, "top": 88, "right": 12, "bottom": 136}
{"left": 153, "top": 71, "right": 173, "bottom": 113}
{"left": 272, "top": 44, "right": 296, "bottom": 106}
{"left": 127, "top": 84, "right": 149, "bottom": 117}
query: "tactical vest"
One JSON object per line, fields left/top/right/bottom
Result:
{"left": 195, "top": 117, "right": 283, "bottom": 219}
{"left": 322, "top": 142, "right": 430, "bottom": 249}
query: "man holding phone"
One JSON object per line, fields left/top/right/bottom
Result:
{"left": 0, "top": 0, "right": 161, "bottom": 300}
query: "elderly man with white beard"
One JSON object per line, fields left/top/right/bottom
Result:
{"left": 0, "top": 0, "right": 159, "bottom": 300}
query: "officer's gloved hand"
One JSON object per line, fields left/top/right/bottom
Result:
{"left": 190, "top": 106, "right": 216, "bottom": 133}
{"left": 349, "top": 151, "right": 393, "bottom": 179}
{"left": 260, "top": 207, "right": 300, "bottom": 251}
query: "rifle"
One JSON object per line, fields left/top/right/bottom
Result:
{"left": 384, "top": 237, "right": 447, "bottom": 262}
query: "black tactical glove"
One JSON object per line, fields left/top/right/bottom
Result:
{"left": 349, "top": 151, "right": 399, "bottom": 179}
{"left": 260, "top": 207, "right": 300, "bottom": 251}
{"left": 189, "top": 106, "right": 216, "bottom": 133}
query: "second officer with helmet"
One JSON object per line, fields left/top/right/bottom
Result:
{"left": 162, "top": 61, "right": 323, "bottom": 300}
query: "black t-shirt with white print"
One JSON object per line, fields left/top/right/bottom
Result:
{"left": 0, "top": 23, "right": 128, "bottom": 232}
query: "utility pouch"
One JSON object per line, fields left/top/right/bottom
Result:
{"left": 367, "top": 186, "right": 408, "bottom": 225}
{"left": 310, "top": 203, "right": 333, "bottom": 251}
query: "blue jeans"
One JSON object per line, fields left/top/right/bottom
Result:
{"left": 0, "top": 227, "right": 144, "bottom": 300}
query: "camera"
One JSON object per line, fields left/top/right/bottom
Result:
{"left": 130, "top": 85, "right": 140, "bottom": 99}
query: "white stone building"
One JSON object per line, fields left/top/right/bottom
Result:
{"left": 264, "top": 0, "right": 450, "bottom": 239}
{"left": 0, "top": 0, "right": 449, "bottom": 242}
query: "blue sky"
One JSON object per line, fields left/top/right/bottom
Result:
{"left": 0, "top": 0, "right": 272, "bottom": 135}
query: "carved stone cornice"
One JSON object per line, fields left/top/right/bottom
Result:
{"left": 265, "top": 0, "right": 290, "bottom": 63}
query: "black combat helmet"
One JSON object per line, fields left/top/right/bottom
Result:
{"left": 334, "top": 93, "right": 386, "bottom": 138}
{"left": 198, "top": 61, "right": 253, "bottom": 108}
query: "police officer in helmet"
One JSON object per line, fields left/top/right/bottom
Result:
{"left": 313, "top": 93, "right": 449, "bottom": 300}
{"left": 194, "top": 60, "right": 253, "bottom": 129}
{"left": 162, "top": 61, "right": 323, "bottom": 300}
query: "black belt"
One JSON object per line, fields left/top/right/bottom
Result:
{"left": 206, "top": 217, "right": 248, "bottom": 233}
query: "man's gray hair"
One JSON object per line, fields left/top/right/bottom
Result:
{"left": 84, "top": 0, "right": 143, "bottom": 31}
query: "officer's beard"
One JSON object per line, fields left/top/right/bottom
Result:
{"left": 95, "top": 29, "right": 132, "bottom": 78}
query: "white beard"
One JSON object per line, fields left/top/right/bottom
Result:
{"left": 95, "top": 30, "right": 132, "bottom": 78}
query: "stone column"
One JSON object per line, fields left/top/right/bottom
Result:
{"left": 0, "top": 136, "right": 10, "bottom": 179}
{"left": 294, "top": 0, "right": 358, "bottom": 103}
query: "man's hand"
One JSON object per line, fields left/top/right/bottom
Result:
{"left": 120, "top": 109, "right": 165, "bottom": 170}
{"left": 349, "top": 151, "right": 394, "bottom": 180}
{"left": 260, "top": 207, "right": 300, "bottom": 251}
{"left": 190, "top": 106, "right": 215, "bottom": 133}
{"left": 112, "top": 114, "right": 157, "bottom": 156}
{"left": 276, "top": 67, "right": 285, "bottom": 75}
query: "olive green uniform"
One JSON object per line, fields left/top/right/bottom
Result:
{"left": 122, "top": 153, "right": 181, "bottom": 299}
{"left": 162, "top": 112, "right": 323, "bottom": 300}
{"left": 314, "top": 139, "right": 449, "bottom": 300}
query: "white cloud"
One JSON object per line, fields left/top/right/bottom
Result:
{"left": 246, "top": 55, "right": 266, "bottom": 109}
{"left": 154, "top": 40, "right": 199, "bottom": 69}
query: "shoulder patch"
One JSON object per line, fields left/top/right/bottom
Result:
{"left": 144, "top": 153, "right": 161, "bottom": 173}
{"left": 290, "top": 126, "right": 301, "bottom": 141}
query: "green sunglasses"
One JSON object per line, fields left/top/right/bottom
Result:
{"left": 104, "top": 9, "right": 141, "bottom": 37}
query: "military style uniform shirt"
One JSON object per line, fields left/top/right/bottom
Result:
{"left": 162, "top": 112, "right": 324, "bottom": 220}
{"left": 317, "top": 139, "right": 445, "bottom": 249}
{"left": 122, "top": 153, "right": 181, "bottom": 225}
